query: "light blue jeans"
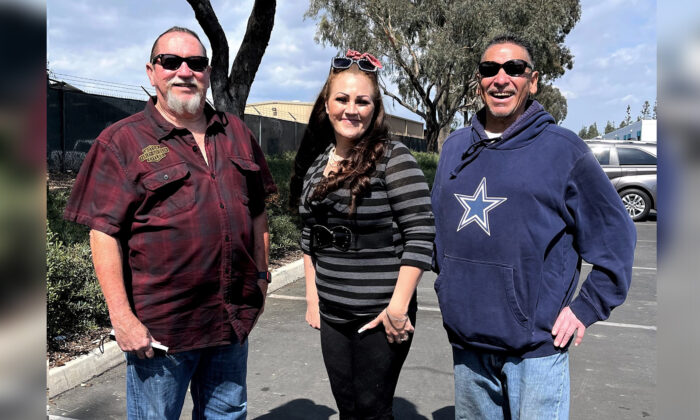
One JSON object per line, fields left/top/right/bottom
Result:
{"left": 125, "top": 341, "right": 248, "bottom": 420}
{"left": 453, "top": 347, "right": 569, "bottom": 420}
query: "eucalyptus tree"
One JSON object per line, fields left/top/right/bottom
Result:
{"left": 307, "top": 0, "right": 580, "bottom": 151}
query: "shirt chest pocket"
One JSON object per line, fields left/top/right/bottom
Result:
{"left": 142, "top": 162, "right": 195, "bottom": 218}
{"left": 229, "top": 156, "right": 261, "bottom": 201}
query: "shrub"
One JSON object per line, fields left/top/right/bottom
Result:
{"left": 412, "top": 151, "right": 439, "bottom": 189}
{"left": 265, "top": 152, "right": 302, "bottom": 259}
{"left": 46, "top": 223, "right": 108, "bottom": 348}
{"left": 47, "top": 188, "right": 89, "bottom": 245}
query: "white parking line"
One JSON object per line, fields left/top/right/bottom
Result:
{"left": 596, "top": 321, "right": 657, "bottom": 331}
{"left": 582, "top": 263, "right": 656, "bottom": 271}
{"left": 269, "top": 297, "right": 657, "bottom": 331}
{"left": 268, "top": 294, "right": 305, "bottom": 301}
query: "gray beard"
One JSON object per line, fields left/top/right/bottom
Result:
{"left": 166, "top": 90, "right": 204, "bottom": 115}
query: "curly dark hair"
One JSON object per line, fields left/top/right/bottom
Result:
{"left": 289, "top": 64, "right": 390, "bottom": 215}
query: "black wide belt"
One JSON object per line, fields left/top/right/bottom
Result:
{"left": 310, "top": 224, "right": 394, "bottom": 252}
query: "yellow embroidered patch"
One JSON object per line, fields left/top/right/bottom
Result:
{"left": 139, "top": 145, "right": 170, "bottom": 163}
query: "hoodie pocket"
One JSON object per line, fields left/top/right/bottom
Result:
{"left": 436, "top": 254, "right": 531, "bottom": 350}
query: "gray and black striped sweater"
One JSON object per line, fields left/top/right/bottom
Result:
{"left": 300, "top": 140, "right": 435, "bottom": 323}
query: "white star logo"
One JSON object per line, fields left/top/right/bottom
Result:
{"left": 454, "top": 177, "right": 507, "bottom": 235}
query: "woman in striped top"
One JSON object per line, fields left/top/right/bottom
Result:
{"left": 289, "top": 50, "right": 435, "bottom": 420}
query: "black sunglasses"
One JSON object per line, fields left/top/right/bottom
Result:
{"left": 478, "top": 59, "right": 533, "bottom": 78}
{"left": 331, "top": 57, "right": 379, "bottom": 73}
{"left": 152, "top": 54, "right": 209, "bottom": 72}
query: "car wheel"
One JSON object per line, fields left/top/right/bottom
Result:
{"left": 620, "top": 189, "right": 651, "bottom": 221}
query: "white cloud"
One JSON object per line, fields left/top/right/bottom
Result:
{"left": 559, "top": 90, "right": 579, "bottom": 100}
{"left": 594, "top": 43, "right": 656, "bottom": 69}
{"left": 602, "top": 94, "right": 640, "bottom": 107}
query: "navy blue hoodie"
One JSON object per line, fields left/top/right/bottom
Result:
{"left": 432, "top": 100, "right": 636, "bottom": 358}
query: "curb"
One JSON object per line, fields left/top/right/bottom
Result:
{"left": 269, "top": 258, "right": 304, "bottom": 294}
{"left": 47, "top": 258, "right": 304, "bottom": 398}
{"left": 48, "top": 341, "right": 123, "bottom": 398}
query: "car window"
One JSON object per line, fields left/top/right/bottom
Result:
{"left": 589, "top": 146, "right": 610, "bottom": 165}
{"left": 617, "top": 147, "right": 657, "bottom": 165}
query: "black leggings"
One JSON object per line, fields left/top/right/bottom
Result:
{"left": 319, "top": 311, "right": 416, "bottom": 420}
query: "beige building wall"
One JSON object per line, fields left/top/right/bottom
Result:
{"left": 245, "top": 101, "right": 424, "bottom": 139}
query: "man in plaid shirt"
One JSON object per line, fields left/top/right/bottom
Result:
{"left": 64, "top": 26, "right": 276, "bottom": 419}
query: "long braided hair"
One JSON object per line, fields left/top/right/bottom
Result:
{"left": 289, "top": 64, "right": 389, "bottom": 215}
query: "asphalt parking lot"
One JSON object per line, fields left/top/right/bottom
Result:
{"left": 48, "top": 219, "right": 656, "bottom": 419}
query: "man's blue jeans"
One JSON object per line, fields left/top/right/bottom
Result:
{"left": 453, "top": 347, "right": 569, "bottom": 420}
{"left": 125, "top": 341, "right": 248, "bottom": 420}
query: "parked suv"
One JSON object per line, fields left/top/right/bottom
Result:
{"left": 585, "top": 141, "right": 657, "bottom": 221}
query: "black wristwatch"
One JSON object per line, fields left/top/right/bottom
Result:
{"left": 257, "top": 271, "right": 272, "bottom": 283}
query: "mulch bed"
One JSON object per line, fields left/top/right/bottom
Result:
{"left": 48, "top": 327, "right": 114, "bottom": 368}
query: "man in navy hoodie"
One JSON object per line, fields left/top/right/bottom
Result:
{"left": 431, "top": 35, "right": 636, "bottom": 419}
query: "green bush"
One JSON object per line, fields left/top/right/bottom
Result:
{"left": 265, "top": 152, "right": 302, "bottom": 259}
{"left": 47, "top": 188, "right": 89, "bottom": 245}
{"left": 46, "top": 222, "right": 108, "bottom": 347}
{"left": 412, "top": 151, "right": 439, "bottom": 189}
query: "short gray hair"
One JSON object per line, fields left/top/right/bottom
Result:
{"left": 150, "top": 26, "right": 207, "bottom": 62}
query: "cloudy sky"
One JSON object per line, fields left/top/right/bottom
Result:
{"left": 47, "top": 0, "right": 656, "bottom": 133}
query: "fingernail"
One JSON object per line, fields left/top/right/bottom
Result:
{"left": 357, "top": 327, "right": 366, "bottom": 333}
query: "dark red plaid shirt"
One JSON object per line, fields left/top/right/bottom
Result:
{"left": 64, "top": 99, "right": 277, "bottom": 352}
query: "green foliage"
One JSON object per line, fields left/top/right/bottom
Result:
{"left": 587, "top": 122, "right": 600, "bottom": 138}
{"left": 47, "top": 188, "right": 89, "bottom": 245}
{"left": 620, "top": 104, "right": 633, "bottom": 128}
{"left": 412, "top": 151, "right": 439, "bottom": 189}
{"left": 268, "top": 211, "right": 300, "bottom": 259}
{"left": 264, "top": 152, "right": 302, "bottom": 259}
{"left": 47, "top": 222, "right": 108, "bottom": 347}
{"left": 578, "top": 126, "right": 588, "bottom": 139}
{"left": 639, "top": 100, "right": 652, "bottom": 120}
{"left": 604, "top": 120, "right": 616, "bottom": 134}
{"left": 534, "top": 82, "right": 567, "bottom": 124}
{"left": 307, "top": 0, "right": 581, "bottom": 151}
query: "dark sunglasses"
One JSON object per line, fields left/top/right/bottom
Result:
{"left": 152, "top": 54, "right": 209, "bottom": 72}
{"left": 331, "top": 57, "right": 379, "bottom": 73}
{"left": 478, "top": 59, "right": 533, "bottom": 78}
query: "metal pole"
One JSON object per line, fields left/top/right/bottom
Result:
{"left": 58, "top": 82, "right": 66, "bottom": 172}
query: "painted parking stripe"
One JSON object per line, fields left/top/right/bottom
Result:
{"left": 268, "top": 294, "right": 305, "bottom": 301}
{"left": 596, "top": 321, "right": 657, "bottom": 331}
{"left": 268, "top": 296, "right": 656, "bottom": 331}
{"left": 582, "top": 263, "right": 656, "bottom": 271}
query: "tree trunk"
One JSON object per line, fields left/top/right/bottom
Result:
{"left": 186, "top": 0, "right": 233, "bottom": 112}
{"left": 437, "top": 125, "right": 451, "bottom": 153}
{"left": 187, "top": 0, "right": 276, "bottom": 118}
{"left": 227, "top": 0, "right": 276, "bottom": 118}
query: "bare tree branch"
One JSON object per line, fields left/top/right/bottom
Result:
{"left": 380, "top": 83, "right": 426, "bottom": 120}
